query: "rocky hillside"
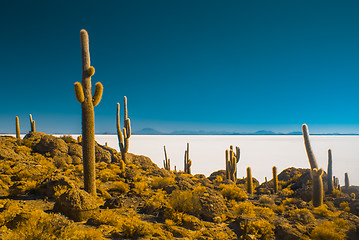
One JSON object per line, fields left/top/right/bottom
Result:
{"left": 0, "top": 132, "right": 358, "bottom": 239}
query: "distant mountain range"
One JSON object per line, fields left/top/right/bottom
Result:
{"left": 130, "top": 128, "right": 357, "bottom": 136}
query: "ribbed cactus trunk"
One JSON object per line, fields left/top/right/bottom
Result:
{"left": 74, "top": 29, "right": 103, "bottom": 196}
{"left": 345, "top": 172, "right": 349, "bottom": 189}
{"left": 247, "top": 167, "right": 253, "bottom": 194}
{"left": 117, "top": 96, "right": 131, "bottom": 162}
{"left": 29, "top": 114, "right": 35, "bottom": 132}
{"left": 302, "top": 124, "right": 319, "bottom": 172}
{"left": 163, "top": 145, "right": 170, "bottom": 171}
{"left": 15, "top": 116, "right": 20, "bottom": 139}
{"left": 327, "top": 149, "right": 334, "bottom": 193}
{"left": 312, "top": 168, "right": 324, "bottom": 207}
{"left": 184, "top": 143, "right": 192, "bottom": 174}
{"left": 272, "top": 166, "right": 278, "bottom": 193}
{"left": 225, "top": 145, "right": 240, "bottom": 182}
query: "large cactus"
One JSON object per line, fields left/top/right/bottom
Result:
{"left": 184, "top": 143, "right": 192, "bottom": 174}
{"left": 74, "top": 29, "right": 103, "bottom": 196}
{"left": 272, "top": 166, "right": 278, "bottom": 193}
{"left": 225, "top": 145, "right": 240, "bottom": 182}
{"left": 163, "top": 145, "right": 170, "bottom": 171}
{"left": 345, "top": 172, "right": 350, "bottom": 189}
{"left": 312, "top": 168, "right": 324, "bottom": 207}
{"left": 29, "top": 114, "right": 35, "bottom": 132}
{"left": 247, "top": 167, "right": 253, "bottom": 194}
{"left": 15, "top": 116, "right": 20, "bottom": 139}
{"left": 302, "top": 124, "right": 319, "bottom": 171}
{"left": 116, "top": 96, "right": 131, "bottom": 162}
{"left": 327, "top": 149, "right": 334, "bottom": 193}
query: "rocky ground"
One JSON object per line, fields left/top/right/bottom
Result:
{"left": 0, "top": 132, "right": 358, "bottom": 239}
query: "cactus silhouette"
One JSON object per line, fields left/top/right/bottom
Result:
{"left": 345, "top": 172, "right": 350, "bottom": 189}
{"left": 225, "top": 145, "right": 240, "bottom": 182}
{"left": 184, "top": 143, "right": 192, "bottom": 174}
{"left": 247, "top": 167, "right": 253, "bottom": 194}
{"left": 74, "top": 29, "right": 103, "bottom": 196}
{"left": 77, "top": 135, "right": 82, "bottom": 143}
{"left": 312, "top": 168, "right": 324, "bottom": 207}
{"left": 272, "top": 166, "right": 278, "bottom": 193}
{"left": 327, "top": 149, "right": 334, "bottom": 193}
{"left": 163, "top": 145, "right": 170, "bottom": 171}
{"left": 302, "top": 124, "right": 319, "bottom": 171}
{"left": 15, "top": 116, "right": 20, "bottom": 139}
{"left": 116, "top": 96, "right": 131, "bottom": 162}
{"left": 29, "top": 114, "right": 35, "bottom": 132}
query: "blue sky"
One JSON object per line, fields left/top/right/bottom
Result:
{"left": 1, "top": 0, "right": 359, "bottom": 134}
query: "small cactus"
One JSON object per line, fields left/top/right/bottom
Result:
{"left": 302, "top": 124, "right": 319, "bottom": 171}
{"left": 163, "top": 145, "right": 170, "bottom": 171}
{"left": 345, "top": 172, "right": 350, "bottom": 189}
{"left": 15, "top": 116, "right": 20, "bottom": 139}
{"left": 351, "top": 193, "right": 356, "bottom": 199}
{"left": 247, "top": 167, "right": 253, "bottom": 194}
{"left": 77, "top": 135, "right": 82, "bottom": 143}
{"left": 225, "top": 145, "right": 240, "bottom": 182}
{"left": 29, "top": 114, "right": 36, "bottom": 132}
{"left": 312, "top": 168, "right": 324, "bottom": 207}
{"left": 272, "top": 166, "right": 278, "bottom": 193}
{"left": 74, "top": 29, "right": 103, "bottom": 196}
{"left": 116, "top": 97, "right": 131, "bottom": 162}
{"left": 327, "top": 149, "right": 334, "bottom": 193}
{"left": 184, "top": 143, "right": 192, "bottom": 174}
{"left": 265, "top": 177, "right": 267, "bottom": 183}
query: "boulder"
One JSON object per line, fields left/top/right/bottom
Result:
{"left": 35, "top": 135, "right": 68, "bottom": 157}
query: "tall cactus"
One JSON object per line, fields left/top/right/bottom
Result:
{"left": 327, "top": 149, "right": 334, "bottom": 193}
{"left": 312, "top": 168, "right": 324, "bottom": 207}
{"left": 302, "top": 124, "right": 319, "bottom": 171}
{"left": 184, "top": 143, "right": 192, "bottom": 174}
{"left": 163, "top": 145, "right": 170, "bottom": 171}
{"left": 272, "top": 166, "right": 278, "bottom": 193}
{"left": 116, "top": 96, "right": 131, "bottom": 162}
{"left": 15, "top": 116, "right": 20, "bottom": 139}
{"left": 29, "top": 114, "right": 36, "bottom": 132}
{"left": 74, "top": 29, "right": 103, "bottom": 196}
{"left": 225, "top": 145, "right": 240, "bottom": 182}
{"left": 345, "top": 172, "right": 350, "bottom": 189}
{"left": 247, "top": 167, "right": 253, "bottom": 194}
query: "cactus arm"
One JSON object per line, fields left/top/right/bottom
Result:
{"left": 92, "top": 82, "right": 103, "bottom": 107}
{"left": 302, "top": 124, "right": 319, "bottom": 171}
{"left": 125, "top": 118, "right": 131, "bottom": 138}
{"left": 116, "top": 103, "right": 124, "bottom": 149}
{"left": 235, "top": 146, "right": 240, "bottom": 163}
{"left": 16, "top": 116, "right": 20, "bottom": 139}
{"left": 74, "top": 82, "right": 85, "bottom": 103}
{"left": 312, "top": 168, "right": 324, "bottom": 207}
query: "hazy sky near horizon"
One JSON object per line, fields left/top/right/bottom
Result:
{"left": 1, "top": 0, "right": 359, "bottom": 134}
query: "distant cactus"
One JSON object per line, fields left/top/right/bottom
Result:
{"left": 15, "top": 116, "right": 20, "bottom": 139}
{"left": 74, "top": 29, "right": 103, "bottom": 196}
{"left": 351, "top": 193, "right": 356, "bottom": 199}
{"left": 345, "top": 172, "right": 350, "bottom": 189}
{"left": 247, "top": 167, "right": 253, "bottom": 194}
{"left": 302, "top": 124, "right": 319, "bottom": 171}
{"left": 272, "top": 166, "right": 278, "bottom": 193}
{"left": 225, "top": 145, "right": 240, "bottom": 182}
{"left": 77, "top": 135, "right": 82, "bottom": 143}
{"left": 116, "top": 96, "right": 131, "bottom": 162}
{"left": 163, "top": 145, "right": 170, "bottom": 171}
{"left": 184, "top": 143, "right": 192, "bottom": 174}
{"left": 327, "top": 149, "right": 334, "bottom": 193}
{"left": 29, "top": 114, "right": 36, "bottom": 132}
{"left": 265, "top": 177, "right": 267, "bottom": 183}
{"left": 312, "top": 168, "right": 324, "bottom": 207}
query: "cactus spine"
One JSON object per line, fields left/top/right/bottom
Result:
{"left": 29, "top": 114, "right": 35, "bottom": 132}
{"left": 74, "top": 29, "right": 103, "bottom": 196}
{"left": 225, "top": 145, "right": 240, "bottom": 182}
{"left": 272, "top": 166, "right": 278, "bottom": 193}
{"left": 163, "top": 145, "right": 170, "bottom": 171}
{"left": 302, "top": 124, "right": 319, "bottom": 171}
{"left": 116, "top": 96, "right": 131, "bottom": 162}
{"left": 312, "top": 168, "right": 324, "bottom": 207}
{"left": 247, "top": 167, "right": 253, "bottom": 194}
{"left": 184, "top": 143, "right": 192, "bottom": 174}
{"left": 327, "top": 149, "right": 334, "bottom": 193}
{"left": 15, "top": 116, "right": 20, "bottom": 139}
{"left": 345, "top": 172, "right": 350, "bottom": 189}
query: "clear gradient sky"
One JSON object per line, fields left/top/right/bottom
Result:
{"left": 1, "top": 0, "right": 359, "bottom": 134}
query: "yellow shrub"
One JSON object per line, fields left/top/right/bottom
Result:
{"left": 144, "top": 189, "right": 168, "bottom": 214}
{"left": 169, "top": 190, "right": 201, "bottom": 215}
{"left": 220, "top": 184, "right": 248, "bottom": 201}
{"left": 313, "top": 204, "right": 340, "bottom": 218}
{"left": 247, "top": 219, "right": 275, "bottom": 240}
{"left": 133, "top": 182, "right": 148, "bottom": 195}
{"left": 310, "top": 219, "right": 349, "bottom": 240}
{"left": 259, "top": 195, "right": 275, "bottom": 205}
{"left": 120, "top": 215, "right": 155, "bottom": 238}
{"left": 97, "top": 168, "right": 119, "bottom": 182}
{"left": 151, "top": 177, "right": 176, "bottom": 189}
{"left": 332, "top": 189, "right": 341, "bottom": 197}
{"left": 288, "top": 208, "right": 315, "bottom": 224}
{"left": 110, "top": 181, "right": 130, "bottom": 194}
{"left": 214, "top": 175, "right": 223, "bottom": 183}
{"left": 233, "top": 202, "right": 274, "bottom": 221}
{"left": 339, "top": 202, "right": 350, "bottom": 212}
{"left": 281, "top": 187, "right": 294, "bottom": 197}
